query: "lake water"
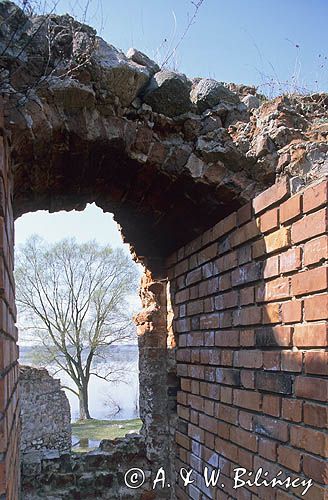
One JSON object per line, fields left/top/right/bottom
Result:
{"left": 20, "top": 345, "right": 139, "bottom": 422}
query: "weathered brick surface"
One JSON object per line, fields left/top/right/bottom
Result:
{"left": 0, "top": 100, "right": 20, "bottom": 499}
{"left": 168, "top": 177, "right": 328, "bottom": 500}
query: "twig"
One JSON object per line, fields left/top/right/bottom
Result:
{"left": 160, "top": 0, "right": 205, "bottom": 69}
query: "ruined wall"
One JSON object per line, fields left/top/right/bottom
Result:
{"left": 167, "top": 177, "right": 328, "bottom": 500}
{"left": 19, "top": 366, "right": 71, "bottom": 456}
{"left": 0, "top": 2, "right": 327, "bottom": 498}
{"left": 22, "top": 435, "right": 152, "bottom": 500}
{"left": 0, "top": 99, "right": 19, "bottom": 499}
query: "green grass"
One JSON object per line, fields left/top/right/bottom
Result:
{"left": 71, "top": 418, "right": 142, "bottom": 452}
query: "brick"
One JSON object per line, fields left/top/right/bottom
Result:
{"left": 238, "top": 410, "right": 253, "bottom": 431}
{"left": 220, "top": 386, "right": 233, "bottom": 404}
{"left": 203, "top": 297, "right": 214, "bottom": 313}
{"left": 260, "top": 207, "right": 279, "bottom": 233}
{"left": 230, "top": 426, "right": 258, "bottom": 452}
{"left": 253, "top": 178, "right": 289, "bottom": 214}
{"left": 258, "top": 438, "right": 277, "bottom": 461}
{"left": 255, "top": 372, "right": 292, "bottom": 394}
{"left": 279, "top": 247, "right": 302, "bottom": 274}
{"left": 216, "top": 251, "right": 238, "bottom": 273}
{"left": 280, "top": 193, "right": 302, "bottom": 223}
{"left": 237, "top": 202, "right": 252, "bottom": 226}
{"left": 212, "top": 212, "right": 237, "bottom": 240}
{"left": 281, "top": 300, "right": 302, "bottom": 323}
{"left": 186, "top": 300, "right": 204, "bottom": 316}
{"left": 238, "top": 447, "right": 254, "bottom": 470}
{"left": 277, "top": 445, "right": 301, "bottom": 472}
{"left": 233, "top": 306, "right": 262, "bottom": 326}
{"left": 186, "top": 331, "right": 203, "bottom": 347}
{"left": 263, "top": 227, "right": 290, "bottom": 254}
{"left": 176, "top": 288, "right": 189, "bottom": 304}
{"left": 190, "top": 284, "right": 199, "bottom": 300}
{"left": 199, "top": 277, "right": 218, "bottom": 297}
{"left": 257, "top": 276, "right": 290, "bottom": 302}
{"left": 231, "top": 220, "right": 260, "bottom": 247}
{"left": 188, "top": 423, "right": 205, "bottom": 443}
{"left": 263, "top": 350, "right": 280, "bottom": 371}
{"left": 253, "top": 414, "right": 289, "bottom": 442}
{"left": 291, "top": 267, "right": 328, "bottom": 296}
{"left": 219, "top": 311, "right": 232, "bottom": 328}
{"left": 218, "top": 273, "right": 231, "bottom": 291}
{"left": 281, "top": 398, "right": 302, "bottom": 422}
{"left": 202, "top": 261, "right": 215, "bottom": 279}
{"left": 185, "top": 268, "right": 202, "bottom": 285}
{"left": 293, "top": 322, "right": 327, "bottom": 347}
{"left": 291, "top": 207, "right": 327, "bottom": 243}
{"left": 188, "top": 394, "right": 204, "bottom": 411}
{"left": 303, "top": 180, "right": 328, "bottom": 213}
{"left": 262, "top": 302, "right": 280, "bottom": 324}
{"left": 304, "top": 294, "right": 328, "bottom": 321}
{"left": 304, "top": 351, "right": 328, "bottom": 375}
{"left": 295, "top": 376, "right": 328, "bottom": 402}
{"left": 255, "top": 326, "right": 292, "bottom": 347}
{"left": 303, "top": 402, "right": 328, "bottom": 428}
{"left": 175, "top": 318, "right": 191, "bottom": 332}
{"left": 215, "top": 290, "right": 238, "bottom": 310}
{"left": 199, "top": 414, "right": 217, "bottom": 434}
{"left": 240, "top": 287, "right": 254, "bottom": 306}
{"left": 290, "top": 425, "right": 327, "bottom": 457}
{"left": 216, "top": 403, "right": 238, "bottom": 425}
{"left": 176, "top": 431, "right": 190, "bottom": 450}
{"left": 281, "top": 351, "right": 302, "bottom": 372}
{"left": 231, "top": 261, "right": 262, "bottom": 286}
{"left": 303, "top": 235, "right": 328, "bottom": 266}
{"left": 237, "top": 245, "right": 252, "bottom": 265}
{"left": 240, "top": 329, "right": 255, "bottom": 347}
{"left": 303, "top": 454, "right": 328, "bottom": 485}
{"left": 175, "top": 258, "right": 189, "bottom": 277}
{"left": 240, "top": 369, "right": 255, "bottom": 389}
{"left": 198, "top": 243, "right": 218, "bottom": 264}
{"left": 215, "top": 437, "right": 238, "bottom": 462}
{"left": 262, "top": 394, "right": 280, "bottom": 417}
{"left": 199, "top": 313, "right": 220, "bottom": 330}
{"left": 263, "top": 255, "right": 279, "bottom": 279}
{"left": 233, "top": 389, "right": 261, "bottom": 411}
{"left": 234, "top": 350, "right": 262, "bottom": 369}
{"left": 216, "top": 368, "right": 240, "bottom": 386}
{"left": 215, "top": 330, "right": 239, "bottom": 347}
{"left": 252, "top": 238, "right": 266, "bottom": 259}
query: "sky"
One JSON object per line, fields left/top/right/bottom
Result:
{"left": 15, "top": 0, "right": 327, "bottom": 253}
{"left": 42, "top": 0, "right": 328, "bottom": 95}
{"left": 15, "top": 204, "right": 129, "bottom": 248}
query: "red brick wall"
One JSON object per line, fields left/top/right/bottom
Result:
{"left": 0, "top": 100, "right": 20, "bottom": 499}
{"left": 167, "top": 177, "right": 328, "bottom": 500}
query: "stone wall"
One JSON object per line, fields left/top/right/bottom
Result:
{"left": 19, "top": 366, "right": 71, "bottom": 456}
{"left": 167, "top": 177, "right": 328, "bottom": 500}
{"left": 21, "top": 435, "right": 153, "bottom": 500}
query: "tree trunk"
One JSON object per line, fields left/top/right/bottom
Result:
{"left": 79, "top": 384, "right": 91, "bottom": 420}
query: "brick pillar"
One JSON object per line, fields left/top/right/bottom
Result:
{"left": 0, "top": 99, "right": 20, "bottom": 498}
{"left": 135, "top": 267, "right": 176, "bottom": 496}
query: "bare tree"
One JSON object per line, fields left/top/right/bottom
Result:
{"left": 15, "top": 235, "right": 140, "bottom": 420}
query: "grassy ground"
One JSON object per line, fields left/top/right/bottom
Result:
{"left": 71, "top": 418, "right": 142, "bottom": 452}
